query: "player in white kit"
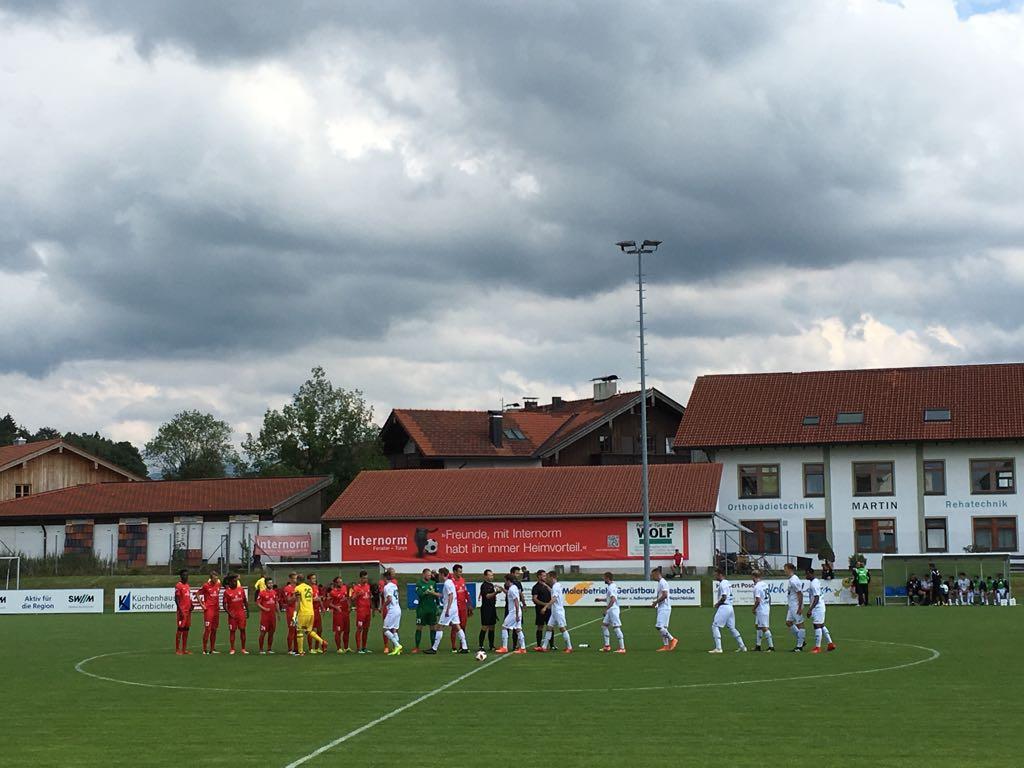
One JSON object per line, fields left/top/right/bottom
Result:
{"left": 496, "top": 572, "right": 527, "bottom": 654}
{"left": 956, "top": 573, "right": 971, "bottom": 606}
{"left": 650, "top": 567, "right": 677, "bottom": 651}
{"left": 600, "top": 571, "right": 626, "bottom": 653}
{"left": 751, "top": 570, "right": 774, "bottom": 652}
{"left": 805, "top": 567, "right": 836, "bottom": 654}
{"left": 783, "top": 562, "right": 806, "bottom": 652}
{"left": 381, "top": 572, "right": 404, "bottom": 656}
{"left": 540, "top": 571, "right": 573, "bottom": 654}
{"left": 709, "top": 567, "right": 747, "bottom": 653}
{"left": 430, "top": 567, "right": 469, "bottom": 654}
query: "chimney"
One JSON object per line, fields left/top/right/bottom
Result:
{"left": 488, "top": 410, "right": 503, "bottom": 447}
{"left": 13, "top": 436, "right": 27, "bottom": 446}
{"left": 551, "top": 396, "right": 564, "bottom": 409}
{"left": 592, "top": 375, "right": 619, "bottom": 402}
{"left": 523, "top": 397, "right": 538, "bottom": 411}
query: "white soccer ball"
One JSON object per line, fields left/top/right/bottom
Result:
{"left": 424, "top": 538, "right": 439, "bottom": 555}
{"left": 475, "top": 650, "right": 487, "bottom": 662}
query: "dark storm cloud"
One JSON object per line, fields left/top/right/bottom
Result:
{"left": 1, "top": 0, "right": 1024, "bottom": 382}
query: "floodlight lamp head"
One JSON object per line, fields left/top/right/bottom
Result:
{"left": 616, "top": 240, "right": 637, "bottom": 253}
{"left": 641, "top": 239, "right": 662, "bottom": 249}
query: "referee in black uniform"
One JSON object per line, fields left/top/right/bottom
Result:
{"left": 478, "top": 569, "right": 498, "bottom": 651}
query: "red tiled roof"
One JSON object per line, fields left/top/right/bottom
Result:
{"left": 323, "top": 463, "right": 722, "bottom": 521}
{"left": 0, "top": 476, "right": 331, "bottom": 520}
{"left": 675, "top": 363, "right": 1024, "bottom": 449}
{"left": 389, "top": 390, "right": 681, "bottom": 459}
{"left": 0, "top": 439, "right": 63, "bottom": 469}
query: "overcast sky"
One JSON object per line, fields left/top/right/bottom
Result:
{"left": 2, "top": 0, "right": 1024, "bottom": 448}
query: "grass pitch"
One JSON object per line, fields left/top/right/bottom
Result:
{"left": 1, "top": 604, "right": 1021, "bottom": 767}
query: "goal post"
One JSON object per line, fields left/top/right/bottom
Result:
{"left": 881, "top": 552, "right": 1010, "bottom": 605}
{"left": 0, "top": 556, "right": 21, "bottom": 590}
{"left": 263, "top": 560, "right": 384, "bottom": 587}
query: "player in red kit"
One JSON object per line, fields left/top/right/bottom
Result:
{"left": 328, "top": 576, "right": 351, "bottom": 653}
{"left": 199, "top": 570, "right": 222, "bottom": 654}
{"left": 282, "top": 572, "right": 298, "bottom": 655}
{"left": 174, "top": 569, "right": 193, "bottom": 655}
{"left": 452, "top": 564, "right": 472, "bottom": 650}
{"left": 309, "top": 574, "right": 325, "bottom": 654}
{"left": 352, "top": 570, "right": 373, "bottom": 653}
{"left": 223, "top": 574, "right": 249, "bottom": 655}
{"left": 256, "top": 577, "right": 279, "bottom": 653}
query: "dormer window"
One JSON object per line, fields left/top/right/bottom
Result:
{"left": 836, "top": 411, "right": 864, "bottom": 424}
{"left": 802, "top": 416, "right": 820, "bottom": 426}
{"left": 924, "top": 409, "right": 951, "bottom": 422}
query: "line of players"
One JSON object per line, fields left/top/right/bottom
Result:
{"left": 171, "top": 562, "right": 837, "bottom": 656}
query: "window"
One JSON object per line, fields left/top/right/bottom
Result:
{"left": 646, "top": 436, "right": 657, "bottom": 454}
{"left": 972, "top": 517, "right": 1018, "bottom": 551}
{"left": 970, "top": 459, "right": 1015, "bottom": 494}
{"left": 854, "top": 518, "right": 897, "bottom": 553}
{"left": 738, "top": 465, "right": 780, "bottom": 498}
{"left": 803, "top": 463, "right": 825, "bottom": 497}
{"left": 924, "top": 409, "right": 951, "bottom": 422}
{"left": 741, "top": 520, "right": 782, "bottom": 554}
{"left": 836, "top": 411, "right": 864, "bottom": 424}
{"left": 598, "top": 434, "right": 611, "bottom": 452}
{"left": 14, "top": 484, "right": 31, "bottom": 498}
{"left": 802, "top": 415, "right": 820, "bottom": 426}
{"left": 923, "top": 460, "right": 946, "bottom": 495}
{"left": 805, "top": 519, "right": 827, "bottom": 553}
{"left": 853, "top": 461, "right": 895, "bottom": 496}
{"left": 925, "top": 518, "right": 947, "bottom": 552}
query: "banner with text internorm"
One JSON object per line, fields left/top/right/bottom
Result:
{"left": 0, "top": 589, "right": 104, "bottom": 614}
{"left": 476, "top": 580, "right": 702, "bottom": 608}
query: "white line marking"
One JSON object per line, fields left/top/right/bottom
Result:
{"left": 282, "top": 611, "right": 614, "bottom": 767}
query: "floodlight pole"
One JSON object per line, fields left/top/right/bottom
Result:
{"left": 616, "top": 239, "right": 661, "bottom": 576}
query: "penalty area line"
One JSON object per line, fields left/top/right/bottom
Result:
{"left": 282, "top": 610, "right": 619, "bottom": 767}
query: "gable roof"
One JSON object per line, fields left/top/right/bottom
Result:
{"left": 386, "top": 389, "right": 684, "bottom": 460}
{"left": 675, "top": 363, "right": 1024, "bottom": 449}
{"left": 0, "top": 439, "right": 145, "bottom": 481}
{"left": 323, "top": 463, "right": 722, "bottom": 521}
{"left": 0, "top": 476, "right": 331, "bottom": 520}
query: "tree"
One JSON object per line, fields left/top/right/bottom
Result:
{"left": 145, "top": 410, "right": 238, "bottom": 480}
{"left": 0, "top": 414, "right": 23, "bottom": 446}
{"left": 31, "top": 426, "right": 62, "bottom": 441}
{"left": 242, "top": 366, "right": 386, "bottom": 498}
{"left": 64, "top": 432, "right": 149, "bottom": 478}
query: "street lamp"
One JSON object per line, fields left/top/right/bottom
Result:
{"left": 616, "top": 239, "right": 662, "bottom": 577}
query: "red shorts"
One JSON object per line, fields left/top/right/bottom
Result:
{"left": 333, "top": 611, "right": 350, "bottom": 631}
{"left": 204, "top": 611, "right": 220, "bottom": 628}
{"left": 458, "top": 605, "right": 468, "bottom": 627}
{"left": 259, "top": 612, "right": 277, "bottom": 632}
{"left": 228, "top": 613, "right": 246, "bottom": 631}
{"left": 177, "top": 611, "right": 192, "bottom": 630}
{"left": 356, "top": 611, "right": 371, "bottom": 628}
{"left": 286, "top": 610, "right": 296, "bottom": 628}
{"left": 313, "top": 613, "right": 323, "bottom": 632}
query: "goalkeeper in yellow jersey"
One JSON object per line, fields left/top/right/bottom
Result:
{"left": 293, "top": 573, "right": 327, "bottom": 655}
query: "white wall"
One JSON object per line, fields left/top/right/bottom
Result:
{"left": 203, "top": 522, "right": 229, "bottom": 561}
{"left": 147, "top": 523, "right": 174, "bottom": 566}
{"left": 0, "top": 526, "right": 46, "bottom": 557}
{"left": 94, "top": 523, "right": 117, "bottom": 562}
{"left": 713, "top": 440, "right": 1024, "bottom": 569}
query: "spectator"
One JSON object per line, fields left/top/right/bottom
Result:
{"left": 821, "top": 560, "right": 835, "bottom": 581}
{"left": 672, "top": 549, "right": 683, "bottom": 577}
{"left": 906, "top": 573, "right": 923, "bottom": 605}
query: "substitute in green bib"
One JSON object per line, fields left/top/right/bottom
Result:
{"left": 413, "top": 568, "right": 441, "bottom": 653}
{"left": 854, "top": 562, "right": 871, "bottom": 606}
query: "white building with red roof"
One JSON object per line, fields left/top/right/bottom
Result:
{"left": 675, "top": 363, "right": 1024, "bottom": 568}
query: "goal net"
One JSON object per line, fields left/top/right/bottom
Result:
{"left": 0, "top": 556, "right": 20, "bottom": 590}
{"left": 881, "top": 552, "right": 1010, "bottom": 605}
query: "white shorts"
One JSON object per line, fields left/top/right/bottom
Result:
{"left": 755, "top": 606, "right": 770, "bottom": 628}
{"left": 786, "top": 605, "right": 804, "bottom": 625}
{"left": 438, "top": 610, "right": 461, "bottom": 627}
{"left": 383, "top": 608, "right": 401, "bottom": 630}
{"left": 713, "top": 605, "right": 736, "bottom": 629}
{"left": 603, "top": 607, "right": 621, "bottom": 628}
{"left": 655, "top": 604, "right": 672, "bottom": 629}
{"left": 547, "top": 608, "right": 567, "bottom": 628}
{"left": 810, "top": 605, "right": 826, "bottom": 625}
{"left": 502, "top": 613, "right": 522, "bottom": 630}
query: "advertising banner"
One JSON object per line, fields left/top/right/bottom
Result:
{"left": 341, "top": 519, "right": 689, "bottom": 563}
{"left": 254, "top": 535, "right": 313, "bottom": 558}
{"left": 475, "top": 580, "right": 702, "bottom": 608}
{"left": 0, "top": 589, "right": 104, "bottom": 615}
{"left": 724, "top": 578, "right": 858, "bottom": 606}
{"left": 115, "top": 587, "right": 211, "bottom": 613}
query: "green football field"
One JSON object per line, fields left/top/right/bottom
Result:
{"left": 1, "top": 604, "right": 1021, "bottom": 767}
